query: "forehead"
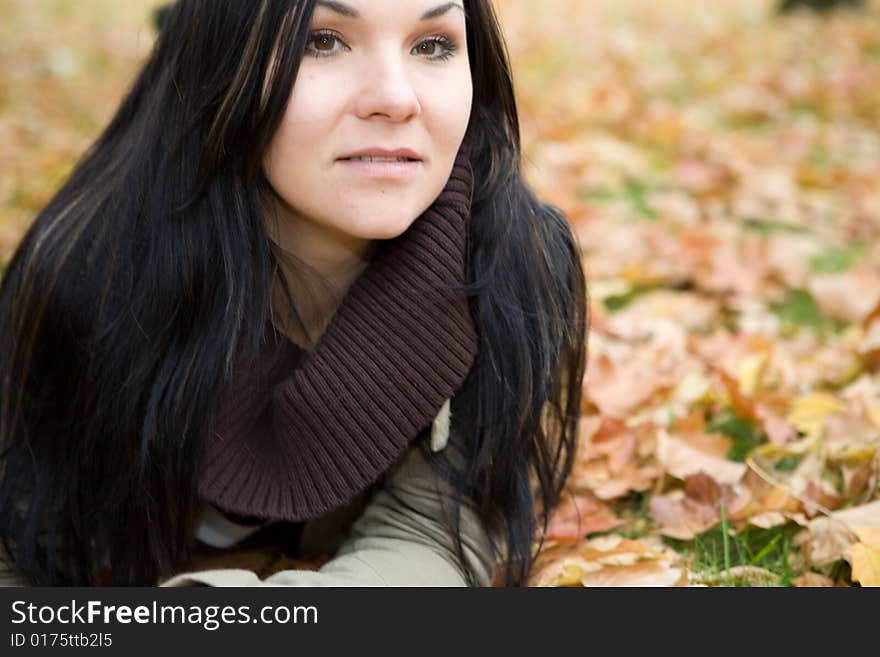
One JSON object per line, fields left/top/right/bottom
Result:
{"left": 312, "top": 0, "right": 466, "bottom": 21}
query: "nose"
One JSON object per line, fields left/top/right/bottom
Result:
{"left": 353, "top": 48, "right": 421, "bottom": 122}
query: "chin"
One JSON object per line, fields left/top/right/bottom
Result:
{"left": 351, "top": 209, "right": 422, "bottom": 241}
{"left": 365, "top": 222, "right": 413, "bottom": 241}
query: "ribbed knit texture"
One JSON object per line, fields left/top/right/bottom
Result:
{"left": 197, "top": 145, "right": 478, "bottom": 522}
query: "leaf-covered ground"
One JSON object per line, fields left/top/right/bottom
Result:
{"left": 0, "top": 0, "right": 164, "bottom": 264}
{"left": 498, "top": 0, "right": 880, "bottom": 587}
{"left": 1, "top": 0, "right": 879, "bottom": 586}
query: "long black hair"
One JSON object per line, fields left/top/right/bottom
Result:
{"left": 0, "top": 0, "right": 588, "bottom": 586}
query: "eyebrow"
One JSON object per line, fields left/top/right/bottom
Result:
{"left": 315, "top": 1, "right": 465, "bottom": 21}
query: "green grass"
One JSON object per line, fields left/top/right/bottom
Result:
{"left": 769, "top": 288, "right": 836, "bottom": 332}
{"left": 590, "top": 489, "right": 826, "bottom": 587}
{"left": 602, "top": 283, "right": 665, "bottom": 313}
{"left": 707, "top": 407, "right": 767, "bottom": 462}
{"left": 742, "top": 218, "right": 814, "bottom": 235}
{"left": 666, "top": 519, "right": 801, "bottom": 586}
{"left": 809, "top": 146, "right": 833, "bottom": 168}
{"left": 577, "top": 186, "right": 617, "bottom": 202}
{"left": 809, "top": 243, "right": 866, "bottom": 274}
{"left": 606, "top": 491, "right": 653, "bottom": 540}
{"left": 623, "top": 178, "right": 658, "bottom": 220}
{"left": 775, "top": 454, "right": 804, "bottom": 472}
{"left": 792, "top": 100, "right": 827, "bottom": 120}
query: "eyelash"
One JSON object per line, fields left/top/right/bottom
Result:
{"left": 305, "top": 30, "right": 458, "bottom": 62}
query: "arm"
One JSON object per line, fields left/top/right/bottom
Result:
{"left": 159, "top": 433, "right": 499, "bottom": 587}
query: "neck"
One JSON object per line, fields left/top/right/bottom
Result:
{"left": 267, "top": 208, "right": 380, "bottom": 350}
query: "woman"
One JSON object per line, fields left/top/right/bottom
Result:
{"left": 0, "top": 0, "right": 587, "bottom": 587}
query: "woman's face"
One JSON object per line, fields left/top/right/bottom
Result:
{"left": 263, "top": 0, "right": 472, "bottom": 247}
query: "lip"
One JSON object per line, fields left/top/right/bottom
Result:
{"left": 336, "top": 147, "right": 423, "bottom": 178}
{"left": 337, "top": 158, "right": 422, "bottom": 178}
{"left": 337, "top": 147, "right": 422, "bottom": 161}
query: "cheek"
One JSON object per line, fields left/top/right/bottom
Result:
{"left": 263, "top": 77, "right": 337, "bottom": 196}
{"left": 423, "top": 71, "right": 473, "bottom": 146}
{"left": 274, "top": 74, "right": 338, "bottom": 144}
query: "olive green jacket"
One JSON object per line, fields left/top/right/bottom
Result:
{"left": 0, "top": 402, "right": 498, "bottom": 587}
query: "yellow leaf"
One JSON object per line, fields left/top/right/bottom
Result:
{"left": 851, "top": 525, "right": 880, "bottom": 549}
{"left": 785, "top": 393, "right": 844, "bottom": 437}
{"left": 845, "top": 540, "right": 880, "bottom": 587}
{"left": 673, "top": 372, "right": 712, "bottom": 406}
{"left": 830, "top": 444, "right": 878, "bottom": 465}
{"left": 737, "top": 352, "right": 768, "bottom": 396}
{"left": 868, "top": 406, "right": 880, "bottom": 430}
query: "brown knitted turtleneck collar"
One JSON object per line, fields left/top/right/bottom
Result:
{"left": 197, "top": 144, "right": 478, "bottom": 523}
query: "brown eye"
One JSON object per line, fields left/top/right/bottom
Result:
{"left": 411, "top": 36, "right": 457, "bottom": 61}
{"left": 314, "top": 34, "right": 336, "bottom": 51}
{"left": 306, "top": 31, "right": 348, "bottom": 57}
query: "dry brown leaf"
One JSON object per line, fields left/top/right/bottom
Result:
{"left": 649, "top": 490, "right": 719, "bottom": 540}
{"left": 542, "top": 491, "right": 623, "bottom": 540}
{"left": 580, "top": 416, "right": 637, "bottom": 465}
{"left": 728, "top": 467, "right": 804, "bottom": 524}
{"left": 766, "top": 234, "right": 823, "bottom": 289}
{"left": 809, "top": 270, "right": 880, "bottom": 324}
{"left": 755, "top": 402, "right": 799, "bottom": 446}
{"left": 794, "top": 517, "right": 856, "bottom": 567}
{"left": 674, "top": 158, "right": 731, "bottom": 196}
{"left": 592, "top": 466, "right": 664, "bottom": 501}
{"left": 585, "top": 353, "right": 671, "bottom": 419}
{"left": 691, "top": 230, "right": 770, "bottom": 300}
{"left": 656, "top": 427, "right": 747, "bottom": 485}
{"left": 530, "top": 556, "right": 604, "bottom": 587}
{"left": 650, "top": 471, "right": 753, "bottom": 539}
{"left": 716, "top": 370, "right": 799, "bottom": 445}
{"left": 794, "top": 502, "right": 880, "bottom": 568}
{"left": 792, "top": 572, "right": 837, "bottom": 587}
{"left": 529, "top": 536, "right": 683, "bottom": 587}
{"left": 747, "top": 511, "right": 788, "bottom": 529}
{"left": 832, "top": 501, "right": 880, "bottom": 531}
{"left": 605, "top": 290, "right": 720, "bottom": 334}
{"left": 840, "top": 375, "right": 880, "bottom": 431}
{"left": 580, "top": 561, "right": 687, "bottom": 587}
{"left": 570, "top": 417, "right": 663, "bottom": 500}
